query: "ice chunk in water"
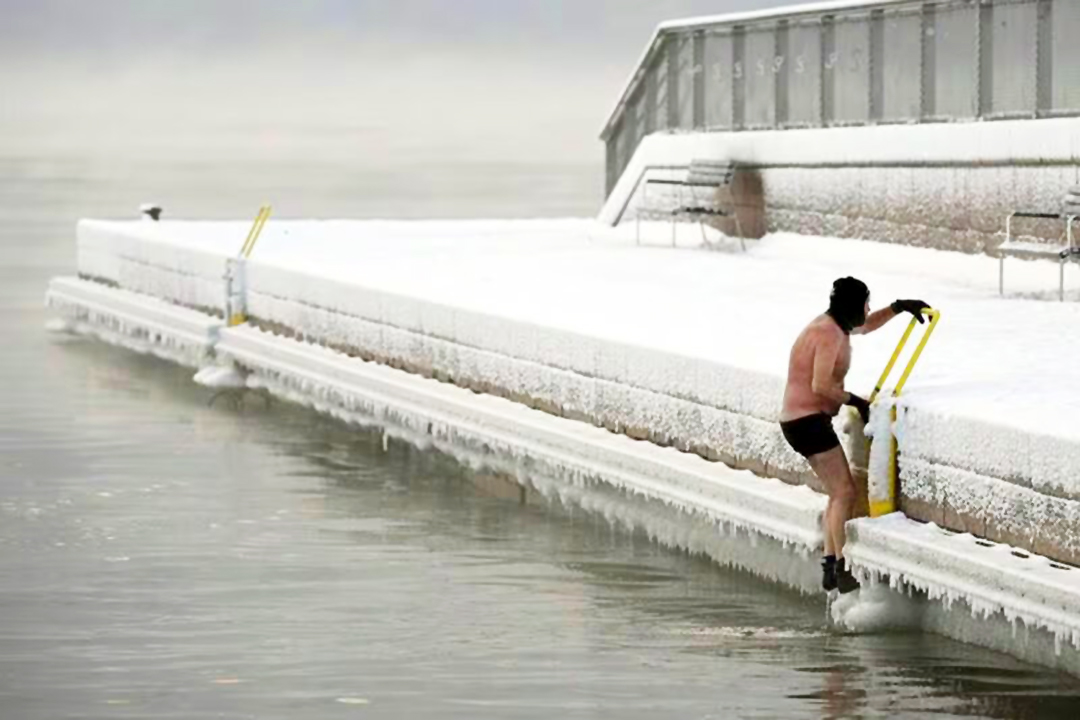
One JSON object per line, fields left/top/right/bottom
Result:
{"left": 830, "top": 582, "right": 923, "bottom": 633}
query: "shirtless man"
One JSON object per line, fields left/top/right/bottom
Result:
{"left": 780, "top": 277, "right": 927, "bottom": 593}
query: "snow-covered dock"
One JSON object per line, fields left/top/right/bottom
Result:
{"left": 46, "top": 216, "right": 1080, "bottom": 673}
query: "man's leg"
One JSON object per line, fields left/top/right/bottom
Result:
{"left": 807, "top": 446, "right": 857, "bottom": 557}
{"left": 807, "top": 446, "right": 860, "bottom": 592}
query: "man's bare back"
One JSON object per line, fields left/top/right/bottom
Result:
{"left": 780, "top": 315, "right": 851, "bottom": 422}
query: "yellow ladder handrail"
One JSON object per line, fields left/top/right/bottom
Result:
{"left": 869, "top": 309, "right": 940, "bottom": 403}
{"left": 239, "top": 205, "right": 272, "bottom": 259}
{"left": 867, "top": 308, "right": 941, "bottom": 518}
{"left": 893, "top": 309, "right": 941, "bottom": 398}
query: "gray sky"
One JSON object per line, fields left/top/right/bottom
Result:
{"left": 0, "top": 0, "right": 790, "bottom": 164}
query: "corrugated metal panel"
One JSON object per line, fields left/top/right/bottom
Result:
{"left": 869, "top": 10, "right": 884, "bottom": 120}
{"left": 1051, "top": 0, "right": 1080, "bottom": 112}
{"left": 744, "top": 25, "right": 777, "bottom": 128}
{"left": 786, "top": 20, "right": 822, "bottom": 126}
{"left": 881, "top": 8, "right": 922, "bottom": 121}
{"left": 631, "top": 88, "right": 647, "bottom": 145}
{"left": 775, "top": 21, "right": 790, "bottom": 125}
{"left": 692, "top": 32, "right": 706, "bottom": 127}
{"left": 933, "top": 2, "right": 978, "bottom": 119}
{"left": 703, "top": 31, "right": 735, "bottom": 128}
{"left": 832, "top": 14, "right": 871, "bottom": 124}
{"left": 652, "top": 51, "right": 670, "bottom": 131}
{"left": 605, "top": 130, "right": 618, "bottom": 196}
{"left": 675, "top": 33, "right": 696, "bottom": 129}
{"left": 991, "top": 0, "right": 1038, "bottom": 116}
{"left": 733, "top": 28, "right": 746, "bottom": 127}
{"left": 622, "top": 88, "right": 640, "bottom": 157}
{"left": 614, "top": 120, "right": 629, "bottom": 181}
{"left": 822, "top": 17, "right": 836, "bottom": 122}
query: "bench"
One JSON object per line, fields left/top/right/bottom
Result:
{"left": 640, "top": 160, "right": 738, "bottom": 248}
{"left": 998, "top": 211, "right": 1080, "bottom": 301}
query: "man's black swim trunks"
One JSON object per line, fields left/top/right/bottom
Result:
{"left": 780, "top": 413, "right": 840, "bottom": 458}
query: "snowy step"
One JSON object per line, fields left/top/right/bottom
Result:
{"left": 45, "top": 276, "right": 221, "bottom": 367}
{"left": 216, "top": 325, "right": 826, "bottom": 551}
{"left": 846, "top": 513, "right": 1080, "bottom": 652}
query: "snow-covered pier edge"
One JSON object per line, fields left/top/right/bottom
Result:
{"left": 44, "top": 218, "right": 1080, "bottom": 674}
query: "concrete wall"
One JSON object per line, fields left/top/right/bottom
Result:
{"left": 603, "top": 121, "right": 1080, "bottom": 253}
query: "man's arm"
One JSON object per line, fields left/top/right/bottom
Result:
{"left": 852, "top": 307, "right": 896, "bottom": 335}
{"left": 854, "top": 299, "right": 930, "bottom": 335}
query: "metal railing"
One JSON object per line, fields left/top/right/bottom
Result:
{"left": 602, "top": 0, "right": 1080, "bottom": 196}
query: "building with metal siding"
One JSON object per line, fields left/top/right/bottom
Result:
{"left": 600, "top": 0, "right": 1080, "bottom": 250}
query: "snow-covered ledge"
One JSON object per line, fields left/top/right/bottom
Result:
{"left": 602, "top": 119, "right": 1080, "bottom": 254}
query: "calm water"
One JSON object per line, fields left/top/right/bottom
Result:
{"left": 3, "top": 150, "right": 1080, "bottom": 719}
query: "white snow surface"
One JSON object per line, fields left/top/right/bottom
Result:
{"left": 73, "top": 217, "right": 1080, "bottom": 504}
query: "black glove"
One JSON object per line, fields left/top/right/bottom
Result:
{"left": 890, "top": 299, "right": 930, "bottom": 323}
{"left": 846, "top": 393, "right": 870, "bottom": 423}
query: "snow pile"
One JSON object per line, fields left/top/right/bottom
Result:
{"left": 44, "top": 317, "right": 74, "bottom": 334}
{"left": 864, "top": 399, "right": 895, "bottom": 508}
{"left": 193, "top": 364, "right": 246, "bottom": 389}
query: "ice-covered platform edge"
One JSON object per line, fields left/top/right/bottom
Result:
{"left": 44, "top": 276, "right": 1080, "bottom": 672}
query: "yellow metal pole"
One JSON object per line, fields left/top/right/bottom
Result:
{"left": 238, "top": 206, "right": 266, "bottom": 258}
{"left": 868, "top": 317, "right": 918, "bottom": 403}
{"left": 240, "top": 205, "right": 271, "bottom": 258}
{"left": 867, "top": 308, "right": 941, "bottom": 517}
{"left": 892, "top": 309, "right": 941, "bottom": 396}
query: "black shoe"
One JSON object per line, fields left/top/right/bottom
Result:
{"left": 821, "top": 556, "right": 837, "bottom": 592}
{"left": 836, "top": 559, "right": 860, "bottom": 594}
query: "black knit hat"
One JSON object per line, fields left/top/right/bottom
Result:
{"left": 827, "top": 277, "right": 869, "bottom": 333}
